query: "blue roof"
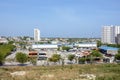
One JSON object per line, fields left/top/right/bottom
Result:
{"left": 99, "top": 46, "right": 119, "bottom": 51}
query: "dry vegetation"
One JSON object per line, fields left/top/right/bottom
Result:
{"left": 0, "top": 64, "right": 120, "bottom": 80}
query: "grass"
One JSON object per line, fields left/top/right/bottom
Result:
{"left": 0, "top": 64, "right": 120, "bottom": 80}
{"left": 0, "top": 43, "right": 15, "bottom": 57}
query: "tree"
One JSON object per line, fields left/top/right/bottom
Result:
{"left": 49, "top": 54, "right": 61, "bottom": 63}
{"left": 62, "top": 46, "right": 71, "bottom": 51}
{"left": 0, "top": 43, "right": 16, "bottom": 57}
{"left": 97, "top": 40, "right": 102, "bottom": 47}
{"left": 118, "top": 48, "right": 120, "bottom": 54}
{"left": 16, "top": 52, "right": 28, "bottom": 64}
{"left": 90, "top": 50, "right": 103, "bottom": 57}
{"left": 115, "top": 53, "right": 120, "bottom": 60}
{"left": 0, "top": 53, "right": 5, "bottom": 65}
{"left": 90, "top": 50, "right": 103, "bottom": 63}
{"left": 78, "top": 58, "right": 86, "bottom": 64}
{"left": 68, "top": 54, "right": 75, "bottom": 61}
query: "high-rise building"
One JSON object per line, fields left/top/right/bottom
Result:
{"left": 102, "top": 25, "right": 114, "bottom": 44}
{"left": 34, "top": 28, "right": 40, "bottom": 42}
{"left": 114, "top": 26, "right": 120, "bottom": 37}
{"left": 102, "top": 25, "right": 120, "bottom": 44}
{"left": 115, "top": 34, "right": 120, "bottom": 44}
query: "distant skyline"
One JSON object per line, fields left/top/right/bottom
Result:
{"left": 0, "top": 0, "right": 120, "bottom": 38}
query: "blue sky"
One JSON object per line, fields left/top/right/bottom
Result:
{"left": 0, "top": 0, "right": 120, "bottom": 38}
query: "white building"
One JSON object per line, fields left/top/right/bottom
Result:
{"left": 34, "top": 28, "right": 40, "bottom": 42}
{"left": 75, "top": 43, "right": 97, "bottom": 49}
{"left": 101, "top": 25, "right": 114, "bottom": 44}
{"left": 0, "top": 38, "right": 8, "bottom": 44}
{"left": 32, "top": 44, "right": 58, "bottom": 49}
{"left": 102, "top": 25, "right": 120, "bottom": 44}
{"left": 114, "top": 26, "right": 120, "bottom": 37}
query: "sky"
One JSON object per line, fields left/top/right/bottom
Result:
{"left": 0, "top": 0, "right": 120, "bottom": 38}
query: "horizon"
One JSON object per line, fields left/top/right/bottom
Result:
{"left": 0, "top": 0, "right": 120, "bottom": 37}
{"left": 0, "top": 35, "right": 101, "bottom": 39}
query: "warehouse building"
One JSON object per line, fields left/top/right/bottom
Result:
{"left": 99, "top": 46, "right": 118, "bottom": 55}
{"left": 32, "top": 44, "right": 58, "bottom": 50}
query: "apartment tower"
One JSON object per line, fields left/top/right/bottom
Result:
{"left": 34, "top": 28, "right": 40, "bottom": 42}
{"left": 102, "top": 25, "right": 120, "bottom": 44}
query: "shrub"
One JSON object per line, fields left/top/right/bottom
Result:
{"left": 16, "top": 52, "right": 28, "bottom": 64}
{"left": 68, "top": 54, "right": 75, "bottom": 61}
{"left": 115, "top": 53, "right": 120, "bottom": 60}
{"left": 78, "top": 58, "right": 86, "bottom": 64}
{"left": 49, "top": 54, "right": 61, "bottom": 63}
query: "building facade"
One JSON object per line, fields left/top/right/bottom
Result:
{"left": 102, "top": 25, "right": 114, "bottom": 44}
{"left": 115, "top": 34, "right": 120, "bottom": 44}
{"left": 102, "top": 25, "right": 120, "bottom": 44}
{"left": 34, "top": 28, "right": 40, "bottom": 42}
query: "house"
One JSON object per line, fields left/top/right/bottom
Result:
{"left": 28, "top": 51, "right": 38, "bottom": 58}
{"left": 0, "top": 38, "right": 8, "bottom": 44}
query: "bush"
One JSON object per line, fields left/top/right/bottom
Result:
{"left": 62, "top": 46, "right": 71, "bottom": 51}
{"left": 49, "top": 54, "right": 61, "bottom": 63}
{"left": 91, "top": 50, "right": 103, "bottom": 57}
{"left": 16, "top": 52, "right": 28, "bottom": 64}
{"left": 68, "top": 54, "right": 75, "bottom": 61}
{"left": 29, "top": 57, "right": 37, "bottom": 65}
{"left": 78, "top": 58, "right": 86, "bottom": 64}
{"left": 115, "top": 53, "right": 120, "bottom": 60}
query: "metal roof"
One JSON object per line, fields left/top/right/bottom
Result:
{"left": 32, "top": 44, "right": 58, "bottom": 49}
{"left": 99, "top": 46, "right": 119, "bottom": 51}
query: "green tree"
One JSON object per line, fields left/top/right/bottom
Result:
{"left": 78, "top": 58, "right": 86, "bottom": 64}
{"left": 90, "top": 50, "right": 103, "bottom": 57}
{"left": 97, "top": 40, "right": 102, "bottom": 47}
{"left": 62, "top": 46, "right": 71, "bottom": 51}
{"left": 118, "top": 48, "right": 120, "bottom": 54}
{"left": 49, "top": 54, "right": 61, "bottom": 63}
{"left": 16, "top": 52, "right": 28, "bottom": 64}
{"left": 90, "top": 50, "right": 103, "bottom": 64}
{"left": 115, "top": 53, "right": 120, "bottom": 60}
{"left": 0, "top": 43, "right": 16, "bottom": 57}
{"left": 68, "top": 54, "right": 75, "bottom": 61}
{"left": 0, "top": 53, "right": 5, "bottom": 65}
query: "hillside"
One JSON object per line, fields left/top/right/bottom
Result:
{"left": 0, "top": 64, "right": 120, "bottom": 80}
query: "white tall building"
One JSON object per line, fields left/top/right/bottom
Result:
{"left": 34, "top": 28, "right": 40, "bottom": 42}
{"left": 114, "top": 26, "right": 120, "bottom": 37}
{"left": 102, "top": 25, "right": 120, "bottom": 44}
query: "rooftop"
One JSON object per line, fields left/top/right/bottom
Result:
{"left": 99, "top": 46, "right": 119, "bottom": 51}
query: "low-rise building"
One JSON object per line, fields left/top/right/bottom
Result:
{"left": 28, "top": 51, "right": 38, "bottom": 58}
{"left": 0, "top": 38, "right": 8, "bottom": 44}
{"left": 75, "top": 42, "right": 97, "bottom": 49}
{"left": 99, "top": 46, "right": 118, "bottom": 55}
{"left": 32, "top": 44, "right": 58, "bottom": 50}
{"left": 38, "top": 52, "right": 47, "bottom": 60}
